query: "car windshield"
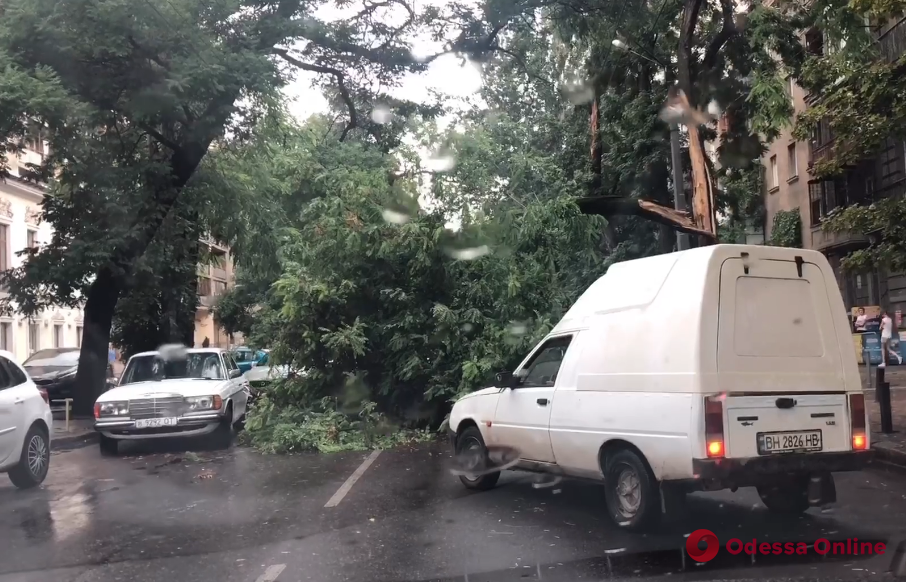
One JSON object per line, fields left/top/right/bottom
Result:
{"left": 23, "top": 349, "right": 80, "bottom": 368}
{"left": 120, "top": 353, "right": 225, "bottom": 384}
{"left": 232, "top": 349, "right": 258, "bottom": 362}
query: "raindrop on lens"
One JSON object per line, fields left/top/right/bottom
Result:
{"left": 446, "top": 245, "right": 490, "bottom": 260}
{"left": 371, "top": 104, "right": 393, "bottom": 124}
{"left": 426, "top": 151, "right": 456, "bottom": 172}
{"left": 382, "top": 209, "right": 410, "bottom": 224}
{"left": 157, "top": 343, "right": 188, "bottom": 362}
{"left": 562, "top": 80, "right": 594, "bottom": 104}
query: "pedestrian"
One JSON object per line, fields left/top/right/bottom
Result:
{"left": 202, "top": 337, "right": 210, "bottom": 348}
{"left": 854, "top": 307, "right": 868, "bottom": 332}
{"left": 880, "top": 310, "right": 893, "bottom": 367}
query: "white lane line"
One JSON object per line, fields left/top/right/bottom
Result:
{"left": 255, "top": 564, "right": 286, "bottom": 582}
{"left": 324, "top": 449, "right": 382, "bottom": 508}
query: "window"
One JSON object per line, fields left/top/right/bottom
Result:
{"left": 76, "top": 325, "right": 83, "bottom": 348}
{"left": 0, "top": 322, "right": 10, "bottom": 351}
{"left": 28, "top": 322, "right": 39, "bottom": 353}
{"left": 213, "top": 280, "right": 227, "bottom": 296}
{"left": 786, "top": 75, "right": 795, "bottom": 103}
{"left": 809, "top": 181, "right": 823, "bottom": 225}
{"left": 0, "top": 357, "right": 12, "bottom": 390}
{"left": 517, "top": 336, "right": 574, "bottom": 387}
{"left": 769, "top": 155, "right": 779, "bottom": 189}
{"left": 806, "top": 28, "right": 824, "bottom": 56}
{"left": 2, "top": 358, "right": 28, "bottom": 387}
{"left": 26, "top": 229, "right": 37, "bottom": 249}
{"left": 198, "top": 277, "right": 212, "bottom": 296}
{"left": 0, "top": 224, "right": 8, "bottom": 271}
{"left": 54, "top": 324, "right": 63, "bottom": 347}
{"left": 787, "top": 143, "right": 798, "bottom": 178}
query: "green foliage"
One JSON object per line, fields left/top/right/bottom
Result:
{"left": 769, "top": 209, "right": 803, "bottom": 248}
{"left": 242, "top": 395, "right": 433, "bottom": 454}
{"left": 822, "top": 197, "right": 906, "bottom": 271}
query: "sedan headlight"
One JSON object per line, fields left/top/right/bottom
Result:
{"left": 97, "top": 401, "right": 129, "bottom": 416}
{"left": 186, "top": 395, "right": 222, "bottom": 411}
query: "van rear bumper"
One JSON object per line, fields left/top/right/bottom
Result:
{"left": 690, "top": 450, "right": 872, "bottom": 486}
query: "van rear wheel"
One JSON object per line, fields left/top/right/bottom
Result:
{"left": 603, "top": 449, "right": 659, "bottom": 530}
{"left": 757, "top": 477, "right": 810, "bottom": 514}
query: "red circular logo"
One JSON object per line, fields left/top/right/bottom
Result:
{"left": 686, "top": 529, "right": 720, "bottom": 562}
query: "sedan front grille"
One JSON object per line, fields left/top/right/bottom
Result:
{"left": 129, "top": 397, "right": 187, "bottom": 419}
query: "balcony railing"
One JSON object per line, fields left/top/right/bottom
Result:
{"left": 879, "top": 16, "right": 906, "bottom": 63}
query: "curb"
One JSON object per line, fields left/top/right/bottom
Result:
{"left": 52, "top": 431, "right": 97, "bottom": 450}
{"left": 871, "top": 441, "right": 906, "bottom": 469}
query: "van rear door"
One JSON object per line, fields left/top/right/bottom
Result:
{"left": 716, "top": 256, "right": 851, "bottom": 458}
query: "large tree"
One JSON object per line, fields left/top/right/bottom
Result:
{"left": 0, "top": 0, "right": 504, "bottom": 413}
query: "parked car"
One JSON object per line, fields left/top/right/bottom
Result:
{"left": 93, "top": 348, "right": 250, "bottom": 455}
{"left": 0, "top": 349, "right": 53, "bottom": 489}
{"left": 231, "top": 347, "right": 266, "bottom": 374}
{"left": 242, "top": 351, "right": 293, "bottom": 407}
{"left": 448, "top": 245, "right": 870, "bottom": 531}
{"left": 24, "top": 347, "right": 116, "bottom": 407}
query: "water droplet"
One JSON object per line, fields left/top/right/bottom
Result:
{"left": 157, "top": 343, "right": 188, "bottom": 361}
{"left": 562, "top": 80, "right": 595, "bottom": 104}
{"left": 371, "top": 104, "right": 393, "bottom": 124}
{"left": 381, "top": 209, "right": 410, "bottom": 224}
{"left": 426, "top": 151, "right": 456, "bottom": 172}
{"left": 462, "top": 323, "right": 475, "bottom": 332}
{"left": 707, "top": 100, "right": 722, "bottom": 117}
{"left": 446, "top": 245, "right": 490, "bottom": 260}
{"left": 507, "top": 322, "right": 527, "bottom": 336}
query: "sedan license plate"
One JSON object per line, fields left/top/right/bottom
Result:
{"left": 757, "top": 430, "right": 822, "bottom": 455}
{"left": 134, "top": 417, "right": 178, "bottom": 429}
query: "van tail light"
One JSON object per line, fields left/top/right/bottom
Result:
{"left": 705, "top": 396, "right": 725, "bottom": 458}
{"left": 38, "top": 388, "right": 49, "bottom": 405}
{"left": 94, "top": 402, "right": 101, "bottom": 420}
{"left": 849, "top": 393, "right": 867, "bottom": 450}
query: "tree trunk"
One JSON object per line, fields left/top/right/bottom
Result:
{"left": 73, "top": 267, "right": 120, "bottom": 416}
{"left": 677, "top": 0, "right": 717, "bottom": 243}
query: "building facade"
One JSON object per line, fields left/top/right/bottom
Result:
{"left": 4, "top": 142, "right": 240, "bottom": 360}
{"left": 2, "top": 142, "right": 84, "bottom": 363}
{"left": 763, "top": 15, "right": 906, "bottom": 317}
{"left": 195, "top": 237, "right": 238, "bottom": 348}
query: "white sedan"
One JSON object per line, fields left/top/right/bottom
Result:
{"left": 94, "top": 348, "right": 250, "bottom": 455}
{"left": 0, "top": 349, "right": 53, "bottom": 488}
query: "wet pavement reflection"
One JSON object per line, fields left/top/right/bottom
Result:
{"left": 1, "top": 441, "right": 904, "bottom": 582}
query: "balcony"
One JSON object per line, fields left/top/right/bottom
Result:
{"left": 879, "top": 16, "right": 906, "bottom": 63}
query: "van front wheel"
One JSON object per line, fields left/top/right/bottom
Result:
{"left": 603, "top": 449, "right": 658, "bottom": 530}
{"left": 757, "top": 477, "right": 810, "bottom": 514}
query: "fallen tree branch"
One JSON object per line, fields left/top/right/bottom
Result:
{"left": 575, "top": 195, "right": 718, "bottom": 239}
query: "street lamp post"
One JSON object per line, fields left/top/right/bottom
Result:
{"left": 611, "top": 39, "right": 687, "bottom": 251}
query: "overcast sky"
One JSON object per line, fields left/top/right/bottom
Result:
{"left": 281, "top": 2, "right": 485, "bottom": 123}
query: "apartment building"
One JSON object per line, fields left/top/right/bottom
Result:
{"left": 3, "top": 141, "right": 239, "bottom": 357}
{"left": 1, "top": 140, "right": 85, "bottom": 362}
{"left": 195, "top": 237, "right": 238, "bottom": 348}
{"left": 763, "top": 15, "right": 906, "bottom": 315}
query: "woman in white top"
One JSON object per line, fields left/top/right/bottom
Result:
{"left": 880, "top": 311, "right": 894, "bottom": 367}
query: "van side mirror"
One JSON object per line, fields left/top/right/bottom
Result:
{"left": 496, "top": 371, "right": 516, "bottom": 388}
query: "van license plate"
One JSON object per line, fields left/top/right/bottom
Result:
{"left": 757, "top": 430, "right": 822, "bottom": 455}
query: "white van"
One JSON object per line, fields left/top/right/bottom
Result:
{"left": 448, "top": 244, "right": 870, "bottom": 530}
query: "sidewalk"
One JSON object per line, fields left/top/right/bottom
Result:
{"left": 51, "top": 415, "right": 96, "bottom": 449}
{"left": 862, "top": 366, "right": 906, "bottom": 467}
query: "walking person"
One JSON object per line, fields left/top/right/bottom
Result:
{"left": 880, "top": 310, "right": 893, "bottom": 367}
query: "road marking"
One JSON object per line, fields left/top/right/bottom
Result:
{"left": 324, "top": 450, "right": 381, "bottom": 508}
{"left": 255, "top": 564, "right": 286, "bottom": 582}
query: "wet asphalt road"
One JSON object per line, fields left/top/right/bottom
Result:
{"left": 2, "top": 439, "right": 906, "bottom": 582}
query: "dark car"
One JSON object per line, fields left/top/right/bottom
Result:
{"left": 22, "top": 348, "right": 114, "bottom": 406}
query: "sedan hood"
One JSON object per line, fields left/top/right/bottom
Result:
{"left": 456, "top": 386, "right": 502, "bottom": 402}
{"left": 97, "top": 379, "right": 232, "bottom": 402}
